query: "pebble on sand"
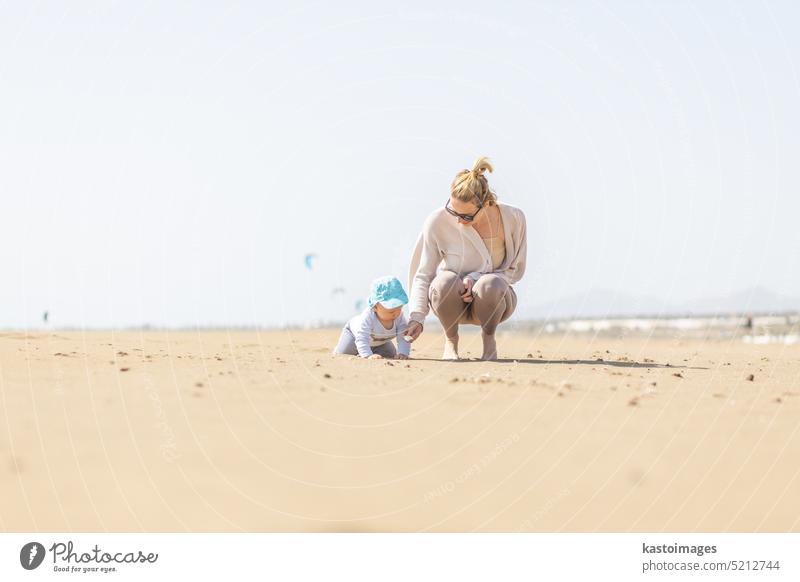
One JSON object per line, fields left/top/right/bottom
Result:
{"left": 746, "top": 374, "right": 755, "bottom": 381}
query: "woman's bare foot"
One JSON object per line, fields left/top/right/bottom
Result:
{"left": 480, "top": 332, "right": 498, "bottom": 361}
{"left": 442, "top": 337, "right": 460, "bottom": 360}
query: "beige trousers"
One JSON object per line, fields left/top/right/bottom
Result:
{"left": 428, "top": 271, "right": 517, "bottom": 340}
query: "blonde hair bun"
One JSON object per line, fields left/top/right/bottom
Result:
{"left": 471, "top": 156, "right": 493, "bottom": 179}
{"left": 451, "top": 156, "right": 498, "bottom": 206}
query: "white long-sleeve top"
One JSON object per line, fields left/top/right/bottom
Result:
{"left": 407, "top": 202, "right": 527, "bottom": 324}
{"left": 347, "top": 308, "right": 411, "bottom": 358}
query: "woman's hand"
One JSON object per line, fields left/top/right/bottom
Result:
{"left": 368, "top": 354, "right": 383, "bottom": 360}
{"left": 461, "top": 277, "right": 474, "bottom": 302}
{"left": 395, "top": 354, "right": 409, "bottom": 360}
{"left": 405, "top": 321, "right": 424, "bottom": 342}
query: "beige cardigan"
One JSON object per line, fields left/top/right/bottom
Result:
{"left": 407, "top": 202, "right": 528, "bottom": 324}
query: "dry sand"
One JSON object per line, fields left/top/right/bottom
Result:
{"left": 1, "top": 329, "right": 798, "bottom": 532}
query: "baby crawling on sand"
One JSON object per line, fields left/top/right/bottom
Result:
{"left": 333, "top": 276, "right": 412, "bottom": 359}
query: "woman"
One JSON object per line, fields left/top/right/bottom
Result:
{"left": 405, "top": 157, "right": 527, "bottom": 360}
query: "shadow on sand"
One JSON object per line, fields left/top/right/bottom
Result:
{"left": 408, "top": 357, "right": 708, "bottom": 370}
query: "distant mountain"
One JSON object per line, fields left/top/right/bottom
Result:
{"left": 680, "top": 287, "right": 799, "bottom": 316}
{"left": 523, "top": 289, "right": 671, "bottom": 320}
{"left": 523, "top": 287, "right": 798, "bottom": 320}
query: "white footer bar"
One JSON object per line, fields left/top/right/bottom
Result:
{"left": 2, "top": 533, "right": 797, "bottom": 581}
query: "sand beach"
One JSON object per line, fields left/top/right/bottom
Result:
{"left": 1, "top": 329, "right": 798, "bottom": 532}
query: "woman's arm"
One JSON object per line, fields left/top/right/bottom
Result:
{"left": 495, "top": 209, "right": 527, "bottom": 285}
{"left": 408, "top": 218, "right": 441, "bottom": 324}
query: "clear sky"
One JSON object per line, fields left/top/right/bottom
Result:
{"left": 1, "top": 1, "right": 798, "bottom": 328}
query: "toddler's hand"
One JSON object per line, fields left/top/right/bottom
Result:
{"left": 368, "top": 354, "right": 383, "bottom": 360}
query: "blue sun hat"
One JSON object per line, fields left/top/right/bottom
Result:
{"left": 367, "top": 275, "right": 409, "bottom": 309}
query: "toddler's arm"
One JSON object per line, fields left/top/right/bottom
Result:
{"left": 396, "top": 312, "right": 411, "bottom": 358}
{"left": 353, "top": 312, "right": 375, "bottom": 358}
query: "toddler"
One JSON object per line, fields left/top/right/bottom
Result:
{"left": 333, "top": 276, "right": 411, "bottom": 359}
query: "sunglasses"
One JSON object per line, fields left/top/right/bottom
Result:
{"left": 445, "top": 198, "right": 483, "bottom": 222}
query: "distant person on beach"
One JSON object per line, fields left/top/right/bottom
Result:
{"left": 405, "top": 157, "right": 527, "bottom": 361}
{"left": 333, "top": 276, "right": 411, "bottom": 359}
